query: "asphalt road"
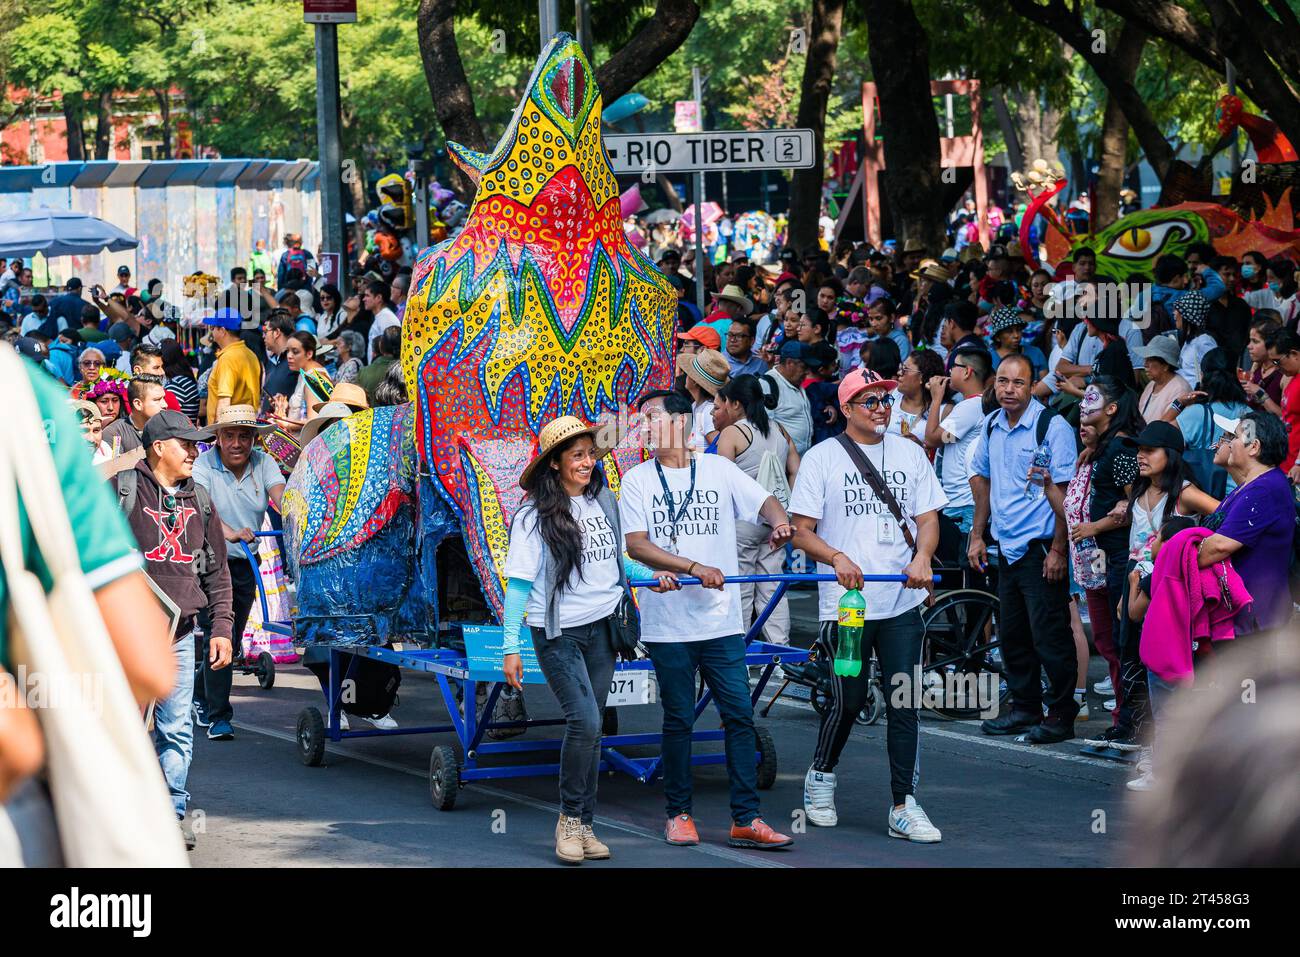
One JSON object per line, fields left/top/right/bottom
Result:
{"left": 187, "top": 592, "right": 1136, "bottom": 868}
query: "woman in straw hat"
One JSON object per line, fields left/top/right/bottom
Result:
{"left": 500, "top": 416, "right": 677, "bottom": 864}
{"left": 677, "top": 347, "right": 730, "bottom": 453}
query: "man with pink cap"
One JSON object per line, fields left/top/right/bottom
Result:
{"left": 787, "top": 367, "right": 947, "bottom": 841}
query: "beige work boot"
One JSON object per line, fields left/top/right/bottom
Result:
{"left": 555, "top": 814, "right": 584, "bottom": 864}
{"left": 581, "top": 823, "right": 611, "bottom": 860}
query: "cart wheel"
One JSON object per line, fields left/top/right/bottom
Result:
{"left": 602, "top": 707, "right": 619, "bottom": 736}
{"left": 857, "top": 683, "right": 886, "bottom": 726}
{"left": 257, "top": 652, "right": 276, "bottom": 690}
{"left": 754, "top": 725, "right": 777, "bottom": 790}
{"left": 297, "top": 707, "right": 325, "bottom": 767}
{"left": 429, "top": 745, "right": 461, "bottom": 811}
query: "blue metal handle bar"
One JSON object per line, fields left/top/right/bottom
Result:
{"left": 240, "top": 539, "right": 282, "bottom": 630}
{"left": 628, "top": 573, "right": 941, "bottom": 588}
{"left": 253, "top": 530, "right": 283, "bottom": 537}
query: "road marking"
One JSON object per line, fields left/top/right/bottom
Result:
{"left": 234, "top": 720, "right": 790, "bottom": 869}
{"left": 756, "top": 692, "right": 1131, "bottom": 770}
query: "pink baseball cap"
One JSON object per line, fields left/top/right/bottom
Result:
{"left": 838, "top": 367, "right": 898, "bottom": 408}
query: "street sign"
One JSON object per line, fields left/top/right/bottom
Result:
{"left": 303, "top": 0, "right": 357, "bottom": 24}
{"left": 605, "top": 129, "right": 816, "bottom": 175}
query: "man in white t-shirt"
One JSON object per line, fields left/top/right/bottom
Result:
{"left": 619, "top": 389, "right": 796, "bottom": 852}
{"left": 363, "top": 281, "right": 401, "bottom": 362}
{"left": 922, "top": 347, "right": 990, "bottom": 533}
{"left": 788, "top": 367, "right": 946, "bottom": 842}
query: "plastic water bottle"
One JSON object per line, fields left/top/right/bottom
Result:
{"left": 1025, "top": 442, "right": 1052, "bottom": 499}
{"left": 834, "top": 589, "right": 866, "bottom": 677}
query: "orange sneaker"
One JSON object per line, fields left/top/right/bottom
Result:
{"left": 728, "top": 817, "right": 793, "bottom": 850}
{"left": 664, "top": 813, "right": 700, "bottom": 846}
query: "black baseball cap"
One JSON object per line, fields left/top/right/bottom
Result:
{"left": 142, "top": 409, "right": 215, "bottom": 445}
{"left": 117, "top": 265, "right": 131, "bottom": 276}
{"left": 1121, "top": 420, "right": 1184, "bottom": 454}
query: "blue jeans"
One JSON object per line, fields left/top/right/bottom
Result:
{"left": 152, "top": 630, "right": 196, "bottom": 818}
{"left": 645, "top": 635, "right": 761, "bottom": 826}
{"left": 531, "top": 618, "right": 617, "bottom": 825}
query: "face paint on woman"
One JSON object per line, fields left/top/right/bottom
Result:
{"left": 1079, "top": 385, "right": 1104, "bottom": 418}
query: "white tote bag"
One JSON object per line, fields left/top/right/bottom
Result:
{"left": 0, "top": 345, "right": 187, "bottom": 867}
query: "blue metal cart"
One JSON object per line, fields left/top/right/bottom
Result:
{"left": 287, "top": 572, "right": 921, "bottom": 811}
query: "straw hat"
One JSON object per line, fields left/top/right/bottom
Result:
{"left": 902, "top": 238, "right": 926, "bottom": 254}
{"left": 518, "top": 415, "right": 607, "bottom": 492}
{"left": 711, "top": 284, "right": 754, "bottom": 314}
{"left": 298, "top": 401, "right": 356, "bottom": 447}
{"left": 211, "top": 404, "right": 275, "bottom": 435}
{"left": 912, "top": 262, "right": 953, "bottom": 284}
{"left": 676, "top": 348, "right": 730, "bottom": 396}
{"left": 309, "top": 381, "right": 370, "bottom": 415}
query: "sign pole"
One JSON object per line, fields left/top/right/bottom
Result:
{"left": 693, "top": 66, "right": 705, "bottom": 315}
{"left": 314, "top": 21, "right": 346, "bottom": 296}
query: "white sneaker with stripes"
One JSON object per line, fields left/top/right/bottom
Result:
{"left": 888, "top": 795, "right": 942, "bottom": 843}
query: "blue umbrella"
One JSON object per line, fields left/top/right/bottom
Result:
{"left": 0, "top": 207, "right": 139, "bottom": 258}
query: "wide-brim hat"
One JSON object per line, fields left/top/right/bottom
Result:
{"left": 989, "top": 306, "right": 1028, "bottom": 337}
{"left": 677, "top": 348, "right": 730, "bottom": 396}
{"left": 902, "top": 238, "right": 926, "bottom": 254}
{"left": 518, "top": 415, "right": 608, "bottom": 492}
{"left": 1121, "top": 420, "right": 1185, "bottom": 455}
{"left": 211, "top": 404, "right": 275, "bottom": 435}
{"left": 1134, "top": 333, "right": 1180, "bottom": 369}
{"left": 309, "top": 381, "right": 370, "bottom": 415}
{"left": 298, "top": 401, "right": 356, "bottom": 447}
{"left": 711, "top": 284, "right": 754, "bottom": 314}
{"left": 912, "top": 262, "right": 953, "bottom": 284}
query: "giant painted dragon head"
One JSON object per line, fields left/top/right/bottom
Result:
{"left": 400, "top": 33, "right": 677, "bottom": 615}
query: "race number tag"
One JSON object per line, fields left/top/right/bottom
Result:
{"left": 607, "top": 671, "right": 656, "bottom": 707}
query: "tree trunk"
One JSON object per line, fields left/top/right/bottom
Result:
{"left": 1007, "top": 0, "right": 1175, "bottom": 182}
{"left": 417, "top": 0, "right": 489, "bottom": 201}
{"left": 595, "top": 0, "right": 701, "bottom": 104}
{"left": 62, "top": 93, "right": 86, "bottom": 162}
{"left": 347, "top": 154, "right": 368, "bottom": 253}
{"left": 156, "top": 89, "right": 172, "bottom": 160}
{"left": 94, "top": 90, "right": 114, "bottom": 160}
{"left": 1093, "top": 24, "right": 1146, "bottom": 230}
{"left": 991, "top": 87, "right": 1024, "bottom": 174}
{"left": 862, "top": 0, "right": 947, "bottom": 255}
{"left": 787, "top": 0, "right": 845, "bottom": 254}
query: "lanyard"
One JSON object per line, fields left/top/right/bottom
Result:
{"left": 654, "top": 456, "right": 697, "bottom": 553}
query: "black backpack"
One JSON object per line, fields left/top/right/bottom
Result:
{"left": 115, "top": 468, "right": 221, "bottom": 576}
{"left": 985, "top": 403, "right": 1060, "bottom": 446}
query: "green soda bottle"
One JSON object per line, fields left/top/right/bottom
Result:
{"left": 833, "top": 588, "right": 866, "bottom": 677}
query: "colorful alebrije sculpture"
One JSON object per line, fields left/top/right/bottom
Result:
{"left": 283, "top": 34, "right": 677, "bottom": 642}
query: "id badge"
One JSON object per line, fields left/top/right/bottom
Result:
{"left": 877, "top": 516, "right": 896, "bottom": 545}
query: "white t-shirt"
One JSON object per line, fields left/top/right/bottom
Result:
{"left": 618, "top": 454, "right": 771, "bottom": 642}
{"left": 689, "top": 399, "right": 715, "bottom": 452}
{"left": 937, "top": 395, "right": 985, "bottom": 508}
{"left": 788, "top": 432, "right": 948, "bottom": 622}
{"left": 367, "top": 306, "right": 400, "bottom": 362}
{"left": 502, "top": 495, "right": 623, "bottom": 630}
